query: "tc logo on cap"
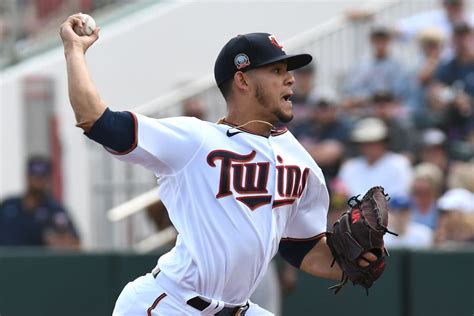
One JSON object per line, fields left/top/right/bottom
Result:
{"left": 234, "top": 53, "right": 250, "bottom": 70}
{"left": 269, "top": 35, "right": 284, "bottom": 50}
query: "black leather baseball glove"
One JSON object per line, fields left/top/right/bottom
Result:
{"left": 326, "top": 186, "right": 397, "bottom": 294}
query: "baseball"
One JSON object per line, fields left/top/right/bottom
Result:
{"left": 73, "top": 13, "right": 96, "bottom": 36}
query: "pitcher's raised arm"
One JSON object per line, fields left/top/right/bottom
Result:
{"left": 60, "top": 13, "right": 105, "bottom": 132}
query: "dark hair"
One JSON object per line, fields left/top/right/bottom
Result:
{"left": 372, "top": 90, "right": 395, "bottom": 103}
{"left": 443, "top": 0, "right": 463, "bottom": 5}
{"left": 218, "top": 78, "right": 233, "bottom": 101}
{"left": 370, "top": 25, "right": 392, "bottom": 38}
{"left": 453, "top": 22, "right": 472, "bottom": 35}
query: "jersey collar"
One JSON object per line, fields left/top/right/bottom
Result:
{"left": 217, "top": 118, "right": 288, "bottom": 138}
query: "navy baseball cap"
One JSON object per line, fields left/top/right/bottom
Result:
{"left": 214, "top": 32, "right": 313, "bottom": 86}
{"left": 27, "top": 156, "right": 51, "bottom": 176}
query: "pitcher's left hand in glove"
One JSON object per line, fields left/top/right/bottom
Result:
{"left": 326, "top": 186, "right": 397, "bottom": 294}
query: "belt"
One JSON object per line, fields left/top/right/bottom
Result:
{"left": 152, "top": 269, "right": 248, "bottom": 316}
{"left": 187, "top": 297, "right": 249, "bottom": 316}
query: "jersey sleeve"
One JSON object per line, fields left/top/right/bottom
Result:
{"left": 110, "top": 114, "right": 205, "bottom": 175}
{"left": 282, "top": 173, "right": 329, "bottom": 239}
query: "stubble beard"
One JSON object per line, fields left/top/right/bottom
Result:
{"left": 254, "top": 84, "right": 293, "bottom": 124}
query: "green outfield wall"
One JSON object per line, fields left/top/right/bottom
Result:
{"left": 0, "top": 249, "right": 472, "bottom": 316}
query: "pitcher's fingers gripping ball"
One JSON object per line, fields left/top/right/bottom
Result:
{"left": 73, "top": 13, "right": 96, "bottom": 36}
{"left": 59, "top": 13, "right": 100, "bottom": 54}
{"left": 326, "top": 186, "right": 398, "bottom": 294}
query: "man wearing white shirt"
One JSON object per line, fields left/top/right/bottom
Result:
{"left": 338, "top": 117, "right": 413, "bottom": 198}
{"left": 397, "top": 0, "right": 474, "bottom": 42}
{"left": 397, "top": 0, "right": 474, "bottom": 59}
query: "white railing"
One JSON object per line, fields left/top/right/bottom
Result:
{"left": 102, "top": 0, "right": 442, "bottom": 252}
{"left": 133, "top": 226, "right": 177, "bottom": 253}
{"left": 107, "top": 187, "right": 160, "bottom": 222}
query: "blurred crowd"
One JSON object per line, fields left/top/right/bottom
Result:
{"left": 291, "top": 0, "right": 474, "bottom": 249}
{"left": 2, "top": 0, "right": 474, "bottom": 251}
{"left": 1, "top": 2, "right": 473, "bottom": 314}
{"left": 176, "top": 0, "right": 474, "bottom": 250}
{"left": 0, "top": 156, "right": 80, "bottom": 248}
{"left": 148, "top": 3, "right": 474, "bottom": 310}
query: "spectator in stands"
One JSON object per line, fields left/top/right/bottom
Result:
{"left": 384, "top": 196, "right": 433, "bottom": 249}
{"left": 421, "top": 86, "right": 472, "bottom": 142}
{"left": 0, "top": 156, "right": 80, "bottom": 248}
{"left": 291, "top": 63, "right": 317, "bottom": 104}
{"left": 435, "top": 22, "right": 474, "bottom": 97}
{"left": 337, "top": 117, "right": 413, "bottom": 198}
{"left": 418, "top": 129, "right": 451, "bottom": 185}
{"left": 419, "top": 129, "right": 474, "bottom": 192}
{"left": 342, "top": 24, "right": 409, "bottom": 111}
{"left": 292, "top": 91, "right": 351, "bottom": 187}
{"left": 421, "top": 23, "right": 474, "bottom": 142}
{"left": 288, "top": 63, "right": 317, "bottom": 128}
{"left": 397, "top": 0, "right": 474, "bottom": 56}
{"left": 370, "top": 90, "right": 417, "bottom": 158}
{"left": 436, "top": 188, "right": 474, "bottom": 244}
{"left": 447, "top": 161, "right": 474, "bottom": 192}
{"left": 410, "top": 162, "right": 444, "bottom": 230}
{"left": 408, "top": 28, "right": 446, "bottom": 115}
{"left": 417, "top": 28, "right": 447, "bottom": 85}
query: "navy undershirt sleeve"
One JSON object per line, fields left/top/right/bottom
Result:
{"left": 85, "top": 108, "right": 135, "bottom": 153}
{"left": 278, "top": 237, "right": 321, "bottom": 269}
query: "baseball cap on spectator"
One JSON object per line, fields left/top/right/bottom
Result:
{"left": 314, "top": 87, "right": 339, "bottom": 107}
{"left": 447, "top": 162, "right": 474, "bottom": 193}
{"left": 413, "top": 162, "right": 444, "bottom": 195}
{"left": 214, "top": 33, "right": 312, "bottom": 86}
{"left": 437, "top": 188, "right": 474, "bottom": 213}
{"left": 417, "top": 27, "right": 445, "bottom": 44}
{"left": 421, "top": 128, "right": 447, "bottom": 147}
{"left": 351, "top": 117, "right": 388, "bottom": 143}
{"left": 27, "top": 156, "right": 51, "bottom": 177}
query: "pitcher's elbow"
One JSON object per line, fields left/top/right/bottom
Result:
{"left": 75, "top": 119, "right": 96, "bottom": 133}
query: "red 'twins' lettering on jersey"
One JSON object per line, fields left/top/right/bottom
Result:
{"left": 207, "top": 150, "right": 309, "bottom": 210}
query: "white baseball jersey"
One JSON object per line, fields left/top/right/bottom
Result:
{"left": 110, "top": 114, "right": 329, "bottom": 305}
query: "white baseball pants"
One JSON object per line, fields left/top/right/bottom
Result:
{"left": 112, "top": 273, "right": 274, "bottom": 316}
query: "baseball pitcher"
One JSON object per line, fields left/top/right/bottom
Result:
{"left": 60, "top": 13, "right": 392, "bottom": 316}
